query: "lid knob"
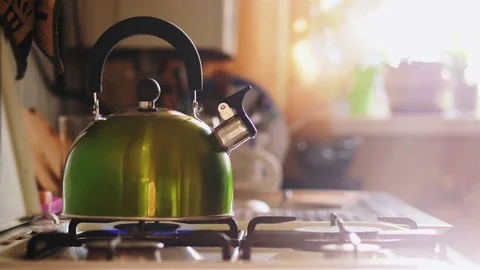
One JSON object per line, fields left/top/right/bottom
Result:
{"left": 136, "top": 78, "right": 161, "bottom": 110}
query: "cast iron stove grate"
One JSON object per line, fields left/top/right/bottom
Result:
{"left": 25, "top": 217, "right": 240, "bottom": 261}
{"left": 24, "top": 214, "right": 446, "bottom": 262}
{"left": 240, "top": 215, "right": 446, "bottom": 260}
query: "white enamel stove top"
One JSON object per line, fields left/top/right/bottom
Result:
{"left": 0, "top": 217, "right": 476, "bottom": 270}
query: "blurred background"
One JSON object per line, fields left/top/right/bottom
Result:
{"left": 7, "top": 0, "right": 480, "bottom": 261}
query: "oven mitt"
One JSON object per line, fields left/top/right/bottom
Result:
{"left": 0, "top": 0, "right": 64, "bottom": 80}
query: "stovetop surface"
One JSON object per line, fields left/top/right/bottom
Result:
{"left": 0, "top": 217, "right": 475, "bottom": 269}
{"left": 0, "top": 192, "right": 476, "bottom": 269}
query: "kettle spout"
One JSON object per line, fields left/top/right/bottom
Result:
{"left": 213, "top": 86, "right": 257, "bottom": 153}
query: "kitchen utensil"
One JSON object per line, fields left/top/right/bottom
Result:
{"left": 62, "top": 17, "right": 257, "bottom": 221}
{"left": 286, "top": 137, "right": 362, "bottom": 190}
{"left": 39, "top": 191, "right": 63, "bottom": 214}
{"left": 231, "top": 146, "right": 283, "bottom": 192}
{"left": 231, "top": 133, "right": 283, "bottom": 192}
{"left": 22, "top": 108, "right": 63, "bottom": 196}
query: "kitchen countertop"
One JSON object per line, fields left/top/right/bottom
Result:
{"left": 331, "top": 114, "right": 480, "bottom": 137}
{"left": 291, "top": 110, "right": 480, "bottom": 137}
{"left": 234, "top": 189, "right": 363, "bottom": 207}
{"left": 291, "top": 108, "right": 480, "bottom": 137}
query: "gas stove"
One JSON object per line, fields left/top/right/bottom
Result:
{"left": 0, "top": 192, "right": 476, "bottom": 269}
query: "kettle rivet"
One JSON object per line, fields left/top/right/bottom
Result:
{"left": 220, "top": 104, "right": 226, "bottom": 110}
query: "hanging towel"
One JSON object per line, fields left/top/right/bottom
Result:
{"left": 0, "top": 0, "right": 63, "bottom": 80}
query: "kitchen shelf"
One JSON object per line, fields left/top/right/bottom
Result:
{"left": 329, "top": 113, "right": 480, "bottom": 137}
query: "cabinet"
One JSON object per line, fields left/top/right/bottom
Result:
{"left": 63, "top": 0, "right": 237, "bottom": 57}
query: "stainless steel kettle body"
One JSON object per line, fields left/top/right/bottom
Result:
{"left": 62, "top": 17, "right": 257, "bottom": 221}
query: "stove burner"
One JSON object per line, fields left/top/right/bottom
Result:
{"left": 320, "top": 243, "right": 381, "bottom": 258}
{"left": 156, "top": 246, "right": 204, "bottom": 261}
{"left": 292, "top": 216, "right": 382, "bottom": 258}
{"left": 83, "top": 237, "right": 206, "bottom": 262}
{"left": 86, "top": 239, "right": 165, "bottom": 249}
{"left": 321, "top": 243, "right": 380, "bottom": 253}
{"left": 113, "top": 222, "right": 180, "bottom": 235}
{"left": 85, "top": 238, "right": 164, "bottom": 261}
{"left": 293, "top": 239, "right": 381, "bottom": 258}
{"left": 295, "top": 226, "right": 380, "bottom": 234}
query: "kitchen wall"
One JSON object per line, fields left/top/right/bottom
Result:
{"left": 15, "top": 48, "right": 61, "bottom": 129}
{"left": 216, "top": 0, "right": 290, "bottom": 110}
{"left": 209, "top": 0, "right": 334, "bottom": 127}
{"left": 1, "top": 33, "right": 45, "bottom": 221}
{"left": 30, "top": 0, "right": 480, "bottom": 214}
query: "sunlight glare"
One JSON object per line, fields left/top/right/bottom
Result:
{"left": 293, "top": 40, "right": 320, "bottom": 82}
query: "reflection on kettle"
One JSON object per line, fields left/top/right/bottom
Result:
{"left": 62, "top": 16, "right": 257, "bottom": 221}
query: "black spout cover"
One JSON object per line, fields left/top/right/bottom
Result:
{"left": 87, "top": 16, "right": 203, "bottom": 93}
{"left": 222, "top": 86, "right": 257, "bottom": 138}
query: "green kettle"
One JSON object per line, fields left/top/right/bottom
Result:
{"left": 62, "top": 17, "right": 257, "bottom": 221}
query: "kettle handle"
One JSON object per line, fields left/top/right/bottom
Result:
{"left": 87, "top": 16, "right": 203, "bottom": 93}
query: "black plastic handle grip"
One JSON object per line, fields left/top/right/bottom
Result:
{"left": 87, "top": 16, "right": 203, "bottom": 93}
